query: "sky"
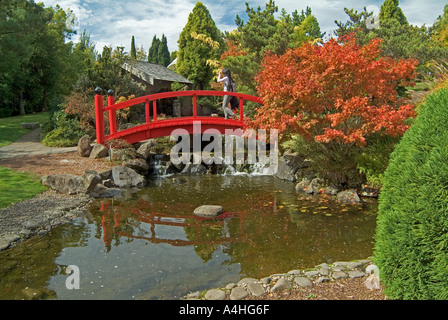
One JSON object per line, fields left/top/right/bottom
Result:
{"left": 39, "top": 0, "right": 447, "bottom": 56}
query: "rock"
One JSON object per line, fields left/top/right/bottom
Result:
{"left": 238, "top": 278, "right": 259, "bottom": 285}
{"left": 20, "top": 122, "right": 40, "bottom": 130}
{"left": 41, "top": 174, "right": 86, "bottom": 195}
{"left": 111, "top": 166, "right": 146, "bottom": 188}
{"left": 337, "top": 189, "right": 361, "bottom": 204}
{"left": 90, "top": 144, "right": 109, "bottom": 159}
{"left": 136, "top": 140, "right": 158, "bottom": 159}
{"left": 304, "top": 178, "right": 324, "bottom": 194}
{"left": 271, "top": 277, "right": 292, "bottom": 292}
{"left": 230, "top": 287, "right": 249, "bottom": 300}
{"left": 287, "top": 269, "right": 302, "bottom": 275}
{"left": 0, "top": 234, "right": 20, "bottom": 251}
{"left": 332, "top": 271, "right": 348, "bottom": 280}
{"left": 323, "top": 185, "right": 340, "bottom": 195}
{"left": 204, "top": 289, "right": 226, "bottom": 300}
{"left": 90, "top": 185, "right": 126, "bottom": 199}
{"left": 77, "top": 135, "right": 92, "bottom": 157}
{"left": 123, "top": 158, "right": 150, "bottom": 175}
{"left": 110, "top": 147, "right": 138, "bottom": 162}
{"left": 294, "top": 277, "right": 313, "bottom": 288}
{"left": 295, "top": 178, "right": 310, "bottom": 192}
{"left": 275, "top": 154, "right": 308, "bottom": 182}
{"left": 315, "top": 276, "right": 330, "bottom": 284}
{"left": 180, "top": 163, "right": 208, "bottom": 175}
{"left": 82, "top": 170, "right": 102, "bottom": 193}
{"left": 304, "top": 270, "right": 320, "bottom": 278}
{"left": 193, "top": 205, "right": 224, "bottom": 218}
{"left": 247, "top": 282, "right": 265, "bottom": 297}
{"left": 348, "top": 270, "right": 365, "bottom": 278}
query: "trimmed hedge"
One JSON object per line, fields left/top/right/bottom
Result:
{"left": 374, "top": 88, "right": 448, "bottom": 299}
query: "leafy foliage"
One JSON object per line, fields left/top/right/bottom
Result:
{"left": 221, "top": 1, "right": 324, "bottom": 98}
{"left": 176, "top": 2, "right": 224, "bottom": 89}
{"left": 252, "top": 34, "right": 417, "bottom": 146}
{"left": 374, "top": 87, "right": 448, "bottom": 299}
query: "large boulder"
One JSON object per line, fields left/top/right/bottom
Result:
{"left": 275, "top": 154, "right": 309, "bottom": 182}
{"left": 90, "top": 144, "right": 109, "bottom": 159}
{"left": 41, "top": 174, "right": 87, "bottom": 195}
{"left": 123, "top": 158, "right": 150, "bottom": 175}
{"left": 111, "top": 166, "right": 146, "bottom": 188}
{"left": 77, "top": 135, "right": 92, "bottom": 157}
{"left": 136, "top": 140, "right": 158, "bottom": 160}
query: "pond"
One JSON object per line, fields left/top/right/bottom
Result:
{"left": 0, "top": 175, "right": 377, "bottom": 300}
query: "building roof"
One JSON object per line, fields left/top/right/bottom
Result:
{"left": 122, "top": 61, "right": 192, "bottom": 85}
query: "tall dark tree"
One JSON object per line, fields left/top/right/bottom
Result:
{"left": 147, "top": 35, "right": 160, "bottom": 63}
{"left": 158, "top": 34, "right": 171, "bottom": 66}
{"left": 130, "top": 35, "right": 137, "bottom": 59}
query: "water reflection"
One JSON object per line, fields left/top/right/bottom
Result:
{"left": 0, "top": 175, "right": 378, "bottom": 300}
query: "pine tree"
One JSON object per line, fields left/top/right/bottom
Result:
{"left": 379, "top": 0, "right": 408, "bottom": 25}
{"left": 147, "top": 35, "right": 160, "bottom": 63}
{"left": 158, "top": 34, "right": 170, "bottom": 66}
{"left": 130, "top": 35, "right": 137, "bottom": 59}
{"left": 177, "top": 1, "right": 224, "bottom": 89}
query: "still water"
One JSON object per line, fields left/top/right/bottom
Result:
{"left": 0, "top": 175, "right": 377, "bottom": 300}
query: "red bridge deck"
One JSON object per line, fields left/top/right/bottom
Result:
{"left": 94, "top": 88, "right": 263, "bottom": 145}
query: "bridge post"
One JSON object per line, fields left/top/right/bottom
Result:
{"left": 239, "top": 98, "right": 244, "bottom": 121}
{"left": 94, "top": 87, "right": 105, "bottom": 144}
{"left": 107, "top": 89, "right": 117, "bottom": 135}
{"left": 192, "top": 94, "right": 197, "bottom": 118}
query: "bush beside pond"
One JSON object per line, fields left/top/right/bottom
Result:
{"left": 374, "top": 88, "right": 448, "bottom": 299}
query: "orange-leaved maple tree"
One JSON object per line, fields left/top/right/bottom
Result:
{"left": 250, "top": 34, "right": 418, "bottom": 147}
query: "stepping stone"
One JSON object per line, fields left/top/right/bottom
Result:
{"left": 348, "top": 270, "right": 365, "bottom": 278}
{"left": 193, "top": 205, "right": 224, "bottom": 217}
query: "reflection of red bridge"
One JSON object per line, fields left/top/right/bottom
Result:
{"left": 99, "top": 202, "right": 248, "bottom": 250}
{"left": 94, "top": 88, "right": 263, "bottom": 145}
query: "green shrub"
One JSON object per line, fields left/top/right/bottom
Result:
{"left": 42, "top": 111, "right": 86, "bottom": 147}
{"left": 374, "top": 88, "right": 448, "bottom": 299}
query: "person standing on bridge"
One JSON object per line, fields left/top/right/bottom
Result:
{"left": 217, "top": 68, "right": 237, "bottom": 120}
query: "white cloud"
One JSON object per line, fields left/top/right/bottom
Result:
{"left": 39, "top": 0, "right": 446, "bottom": 55}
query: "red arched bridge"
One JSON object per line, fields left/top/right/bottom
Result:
{"left": 94, "top": 88, "right": 263, "bottom": 145}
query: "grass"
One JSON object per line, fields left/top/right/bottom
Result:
{"left": 0, "top": 112, "right": 50, "bottom": 148}
{"left": 0, "top": 112, "right": 50, "bottom": 208}
{"left": 0, "top": 167, "right": 47, "bottom": 209}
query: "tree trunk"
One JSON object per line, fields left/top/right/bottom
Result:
{"left": 19, "top": 90, "right": 26, "bottom": 115}
{"left": 42, "top": 88, "right": 48, "bottom": 112}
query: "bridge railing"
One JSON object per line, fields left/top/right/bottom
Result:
{"left": 94, "top": 87, "right": 263, "bottom": 144}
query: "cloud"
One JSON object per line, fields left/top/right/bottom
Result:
{"left": 39, "top": 0, "right": 446, "bottom": 55}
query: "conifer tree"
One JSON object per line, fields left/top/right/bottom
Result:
{"left": 130, "top": 35, "right": 137, "bottom": 59}
{"left": 158, "top": 34, "right": 171, "bottom": 66}
{"left": 379, "top": 0, "right": 407, "bottom": 25}
{"left": 147, "top": 35, "right": 160, "bottom": 63}
{"left": 177, "top": 1, "right": 224, "bottom": 89}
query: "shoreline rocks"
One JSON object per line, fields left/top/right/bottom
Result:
{"left": 183, "top": 259, "right": 378, "bottom": 300}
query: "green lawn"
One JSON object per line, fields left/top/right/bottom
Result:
{"left": 0, "top": 167, "right": 47, "bottom": 209}
{"left": 0, "top": 112, "right": 50, "bottom": 148}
